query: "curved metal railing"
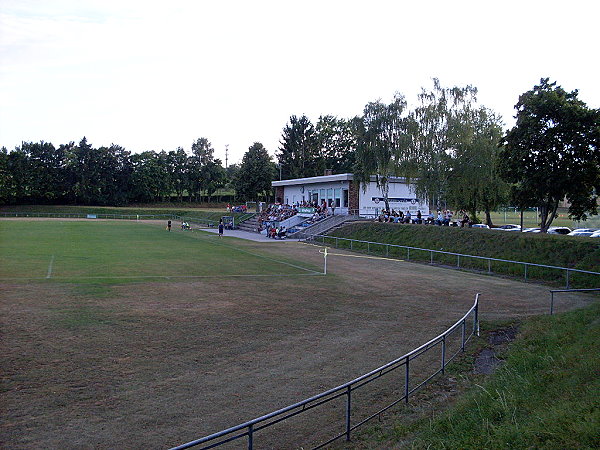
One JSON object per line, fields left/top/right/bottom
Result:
{"left": 308, "top": 234, "right": 600, "bottom": 289}
{"left": 170, "top": 294, "right": 480, "bottom": 449}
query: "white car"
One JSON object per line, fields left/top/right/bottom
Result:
{"left": 547, "top": 226, "right": 572, "bottom": 235}
{"left": 495, "top": 224, "right": 521, "bottom": 231}
{"left": 590, "top": 230, "right": 600, "bottom": 238}
{"left": 471, "top": 223, "right": 490, "bottom": 229}
{"left": 568, "top": 228, "right": 597, "bottom": 237}
{"left": 522, "top": 227, "right": 541, "bottom": 233}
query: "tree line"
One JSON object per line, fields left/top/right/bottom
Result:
{"left": 0, "top": 137, "right": 233, "bottom": 206}
{"left": 1, "top": 78, "right": 598, "bottom": 231}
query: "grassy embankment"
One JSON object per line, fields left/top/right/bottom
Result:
{"left": 326, "top": 222, "right": 600, "bottom": 287}
{"left": 0, "top": 204, "right": 254, "bottom": 225}
{"left": 354, "top": 302, "right": 600, "bottom": 449}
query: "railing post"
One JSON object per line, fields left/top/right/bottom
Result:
{"left": 566, "top": 269, "right": 570, "bottom": 289}
{"left": 367, "top": 242, "right": 370, "bottom": 254}
{"left": 488, "top": 259, "right": 491, "bottom": 273}
{"left": 461, "top": 319, "right": 466, "bottom": 351}
{"left": 457, "top": 255, "right": 460, "bottom": 268}
{"left": 386, "top": 244, "right": 389, "bottom": 257}
{"left": 550, "top": 291, "right": 555, "bottom": 315}
{"left": 335, "top": 237, "right": 338, "bottom": 248}
{"left": 524, "top": 264, "right": 528, "bottom": 281}
{"left": 474, "top": 300, "right": 479, "bottom": 336}
{"left": 248, "top": 424, "right": 253, "bottom": 450}
{"left": 350, "top": 240, "right": 353, "bottom": 251}
{"left": 430, "top": 250, "right": 433, "bottom": 264}
{"left": 441, "top": 335, "right": 446, "bottom": 374}
{"left": 345, "top": 386, "right": 352, "bottom": 441}
{"left": 407, "top": 248, "right": 410, "bottom": 261}
{"left": 404, "top": 356, "right": 410, "bottom": 403}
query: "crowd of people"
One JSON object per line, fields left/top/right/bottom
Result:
{"left": 257, "top": 203, "right": 299, "bottom": 232}
{"left": 377, "top": 209, "right": 473, "bottom": 227}
{"left": 377, "top": 209, "right": 432, "bottom": 224}
{"left": 256, "top": 200, "right": 336, "bottom": 235}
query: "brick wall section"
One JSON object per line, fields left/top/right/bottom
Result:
{"left": 348, "top": 181, "right": 359, "bottom": 211}
{"left": 275, "top": 186, "right": 284, "bottom": 204}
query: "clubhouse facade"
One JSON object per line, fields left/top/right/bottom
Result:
{"left": 272, "top": 173, "right": 429, "bottom": 217}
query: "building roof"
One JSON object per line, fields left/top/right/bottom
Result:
{"left": 272, "top": 173, "right": 354, "bottom": 187}
{"left": 272, "top": 173, "right": 410, "bottom": 187}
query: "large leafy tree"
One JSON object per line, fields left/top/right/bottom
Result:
{"left": 23, "top": 141, "right": 67, "bottom": 203}
{"left": 0, "top": 147, "right": 14, "bottom": 204}
{"left": 411, "top": 79, "right": 478, "bottom": 210}
{"left": 315, "top": 115, "right": 356, "bottom": 174}
{"left": 65, "top": 137, "right": 95, "bottom": 204}
{"left": 65, "top": 138, "right": 133, "bottom": 205}
{"left": 129, "top": 151, "right": 170, "bottom": 203}
{"left": 167, "top": 147, "right": 189, "bottom": 202}
{"left": 93, "top": 144, "right": 131, "bottom": 205}
{"left": 499, "top": 78, "right": 600, "bottom": 232}
{"left": 446, "top": 107, "right": 507, "bottom": 224}
{"left": 277, "top": 115, "right": 320, "bottom": 179}
{"left": 188, "top": 138, "right": 213, "bottom": 201}
{"left": 354, "top": 94, "right": 410, "bottom": 212}
{"left": 234, "top": 142, "right": 274, "bottom": 201}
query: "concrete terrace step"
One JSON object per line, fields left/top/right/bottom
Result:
{"left": 237, "top": 216, "right": 260, "bottom": 233}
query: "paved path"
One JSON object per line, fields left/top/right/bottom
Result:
{"left": 200, "top": 227, "right": 302, "bottom": 242}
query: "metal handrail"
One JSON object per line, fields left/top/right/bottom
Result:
{"left": 170, "top": 294, "right": 480, "bottom": 449}
{"left": 549, "top": 288, "right": 600, "bottom": 315}
{"left": 308, "top": 234, "right": 600, "bottom": 288}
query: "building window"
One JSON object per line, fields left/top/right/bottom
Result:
{"left": 343, "top": 189, "right": 349, "bottom": 207}
{"left": 327, "top": 188, "right": 333, "bottom": 206}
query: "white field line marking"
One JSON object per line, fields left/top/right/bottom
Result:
{"left": 46, "top": 255, "right": 55, "bottom": 279}
{"left": 0, "top": 272, "right": 323, "bottom": 281}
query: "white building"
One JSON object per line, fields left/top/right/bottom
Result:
{"left": 272, "top": 173, "right": 429, "bottom": 217}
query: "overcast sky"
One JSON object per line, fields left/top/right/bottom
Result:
{"left": 1, "top": 0, "right": 599, "bottom": 165}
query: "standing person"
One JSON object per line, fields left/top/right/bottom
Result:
{"left": 218, "top": 219, "right": 224, "bottom": 238}
{"left": 167, "top": 220, "right": 172, "bottom": 232}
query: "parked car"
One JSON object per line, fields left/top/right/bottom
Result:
{"left": 471, "top": 223, "right": 490, "bottom": 229}
{"left": 589, "top": 230, "right": 600, "bottom": 238}
{"left": 522, "top": 227, "right": 541, "bottom": 233}
{"left": 568, "top": 228, "right": 597, "bottom": 237}
{"left": 547, "top": 226, "right": 572, "bottom": 235}
{"left": 494, "top": 224, "right": 521, "bottom": 231}
{"left": 568, "top": 231, "right": 594, "bottom": 237}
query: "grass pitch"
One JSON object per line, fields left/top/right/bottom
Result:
{"left": 0, "top": 220, "right": 319, "bottom": 281}
{"left": 1, "top": 219, "right": 596, "bottom": 449}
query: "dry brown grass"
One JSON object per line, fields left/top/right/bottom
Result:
{"left": 0, "top": 237, "right": 595, "bottom": 449}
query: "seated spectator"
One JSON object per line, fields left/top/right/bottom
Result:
{"left": 460, "top": 212, "right": 470, "bottom": 227}
{"left": 415, "top": 210, "right": 422, "bottom": 224}
{"left": 442, "top": 210, "right": 450, "bottom": 226}
{"left": 277, "top": 226, "right": 287, "bottom": 239}
{"left": 435, "top": 211, "right": 443, "bottom": 226}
